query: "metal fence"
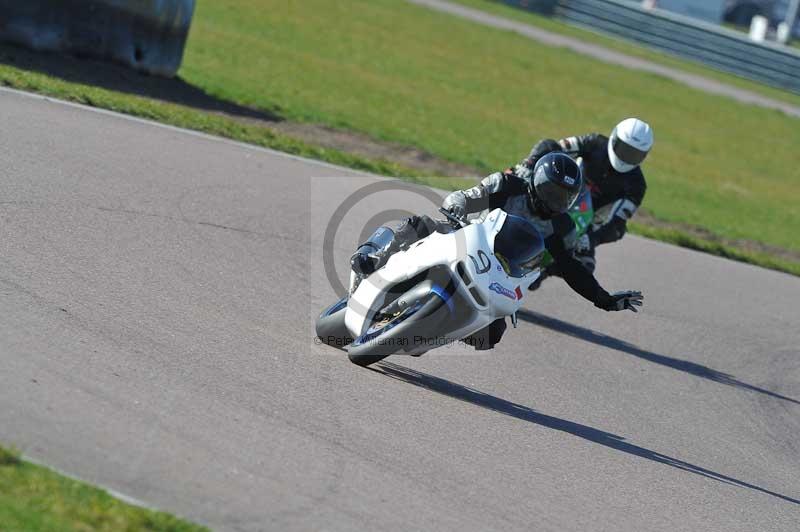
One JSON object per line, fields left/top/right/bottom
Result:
{"left": 505, "top": 0, "right": 800, "bottom": 93}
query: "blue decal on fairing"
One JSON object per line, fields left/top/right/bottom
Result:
{"left": 430, "top": 284, "right": 455, "bottom": 313}
{"left": 488, "top": 282, "right": 517, "bottom": 300}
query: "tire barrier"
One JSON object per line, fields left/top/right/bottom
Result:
{"left": 0, "top": 0, "right": 196, "bottom": 77}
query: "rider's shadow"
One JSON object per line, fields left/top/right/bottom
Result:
{"left": 373, "top": 362, "right": 800, "bottom": 506}
{"left": 516, "top": 309, "right": 800, "bottom": 406}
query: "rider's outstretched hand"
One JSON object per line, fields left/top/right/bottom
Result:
{"left": 597, "top": 290, "right": 644, "bottom": 312}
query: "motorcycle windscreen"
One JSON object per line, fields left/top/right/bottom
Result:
{"left": 494, "top": 214, "right": 545, "bottom": 278}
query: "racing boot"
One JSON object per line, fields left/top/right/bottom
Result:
{"left": 350, "top": 216, "right": 444, "bottom": 297}
{"left": 527, "top": 272, "right": 547, "bottom": 292}
{"left": 528, "top": 264, "right": 556, "bottom": 291}
{"left": 350, "top": 215, "right": 441, "bottom": 277}
{"left": 350, "top": 226, "right": 396, "bottom": 277}
{"left": 462, "top": 318, "right": 507, "bottom": 350}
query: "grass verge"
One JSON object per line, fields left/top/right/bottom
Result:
{"left": 629, "top": 224, "right": 800, "bottom": 276}
{"left": 0, "top": 444, "right": 207, "bottom": 531}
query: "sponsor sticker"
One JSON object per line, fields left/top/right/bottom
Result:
{"left": 489, "top": 282, "right": 517, "bottom": 300}
{"left": 564, "top": 176, "right": 575, "bottom": 185}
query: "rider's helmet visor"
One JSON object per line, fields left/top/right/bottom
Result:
{"left": 536, "top": 180, "right": 578, "bottom": 213}
{"left": 533, "top": 167, "right": 581, "bottom": 214}
{"left": 611, "top": 135, "right": 649, "bottom": 166}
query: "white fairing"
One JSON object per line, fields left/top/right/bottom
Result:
{"left": 345, "top": 209, "right": 541, "bottom": 355}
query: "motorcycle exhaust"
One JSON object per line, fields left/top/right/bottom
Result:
{"left": 380, "top": 280, "right": 452, "bottom": 316}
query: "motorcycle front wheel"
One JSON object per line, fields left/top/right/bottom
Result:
{"left": 346, "top": 292, "right": 448, "bottom": 367}
{"left": 315, "top": 297, "right": 351, "bottom": 350}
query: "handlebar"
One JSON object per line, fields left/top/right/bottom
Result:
{"left": 439, "top": 207, "right": 468, "bottom": 228}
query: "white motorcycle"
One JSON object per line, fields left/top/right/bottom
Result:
{"left": 316, "top": 208, "right": 545, "bottom": 366}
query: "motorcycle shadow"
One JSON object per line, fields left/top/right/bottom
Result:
{"left": 516, "top": 309, "right": 800, "bottom": 406}
{"left": 372, "top": 361, "right": 800, "bottom": 506}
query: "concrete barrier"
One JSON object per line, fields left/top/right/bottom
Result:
{"left": 0, "top": 0, "right": 196, "bottom": 77}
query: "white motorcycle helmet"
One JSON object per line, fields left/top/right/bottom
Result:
{"left": 608, "top": 118, "right": 653, "bottom": 173}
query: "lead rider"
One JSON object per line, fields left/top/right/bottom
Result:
{"left": 351, "top": 153, "right": 644, "bottom": 348}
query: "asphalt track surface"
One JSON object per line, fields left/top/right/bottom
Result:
{"left": 1, "top": 88, "right": 799, "bottom": 532}
{"left": 408, "top": 0, "right": 800, "bottom": 119}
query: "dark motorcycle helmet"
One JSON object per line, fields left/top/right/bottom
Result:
{"left": 524, "top": 138, "right": 562, "bottom": 168}
{"left": 529, "top": 152, "right": 582, "bottom": 216}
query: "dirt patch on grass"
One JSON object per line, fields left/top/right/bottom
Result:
{"left": 267, "top": 121, "right": 479, "bottom": 177}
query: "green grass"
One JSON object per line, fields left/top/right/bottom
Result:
{"left": 0, "top": 444, "right": 207, "bottom": 532}
{"left": 180, "top": 0, "right": 800, "bottom": 255}
{"left": 454, "top": 0, "right": 800, "bottom": 108}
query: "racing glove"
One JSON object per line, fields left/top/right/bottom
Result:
{"left": 595, "top": 290, "right": 644, "bottom": 312}
{"left": 442, "top": 191, "right": 467, "bottom": 220}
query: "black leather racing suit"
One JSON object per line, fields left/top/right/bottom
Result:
{"left": 442, "top": 167, "right": 619, "bottom": 313}
{"left": 530, "top": 134, "right": 647, "bottom": 272}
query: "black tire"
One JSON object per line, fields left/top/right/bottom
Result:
{"left": 347, "top": 352, "right": 392, "bottom": 367}
{"left": 346, "top": 292, "right": 449, "bottom": 366}
{"left": 315, "top": 297, "right": 352, "bottom": 350}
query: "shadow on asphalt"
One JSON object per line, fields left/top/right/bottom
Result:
{"left": 373, "top": 361, "right": 800, "bottom": 506}
{"left": 516, "top": 309, "right": 800, "bottom": 406}
{"left": 0, "top": 42, "right": 282, "bottom": 123}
